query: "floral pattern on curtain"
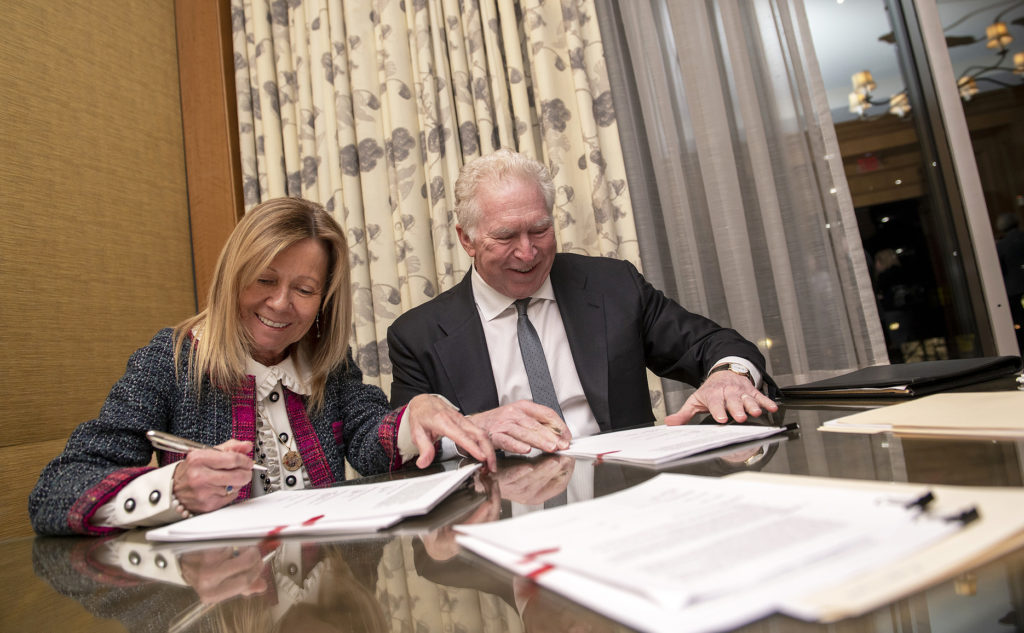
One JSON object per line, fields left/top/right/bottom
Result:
{"left": 376, "top": 539, "right": 524, "bottom": 633}
{"left": 231, "top": 0, "right": 662, "bottom": 416}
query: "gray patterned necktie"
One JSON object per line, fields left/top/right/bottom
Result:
{"left": 514, "top": 298, "right": 564, "bottom": 418}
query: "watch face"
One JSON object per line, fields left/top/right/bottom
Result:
{"left": 729, "top": 363, "right": 750, "bottom": 375}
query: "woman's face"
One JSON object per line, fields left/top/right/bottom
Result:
{"left": 239, "top": 238, "right": 328, "bottom": 366}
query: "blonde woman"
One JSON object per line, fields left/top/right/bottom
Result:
{"left": 30, "top": 197, "right": 493, "bottom": 535}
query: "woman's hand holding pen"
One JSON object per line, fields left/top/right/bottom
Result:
{"left": 172, "top": 439, "right": 255, "bottom": 514}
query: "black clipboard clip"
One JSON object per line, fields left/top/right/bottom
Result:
{"left": 944, "top": 506, "right": 981, "bottom": 526}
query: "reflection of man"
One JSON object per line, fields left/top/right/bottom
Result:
{"left": 389, "top": 149, "right": 778, "bottom": 454}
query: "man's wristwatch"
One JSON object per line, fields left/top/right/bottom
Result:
{"left": 708, "top": 362, "right": 755, "bottom": 386}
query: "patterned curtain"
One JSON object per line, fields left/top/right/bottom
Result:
{"left": 231, "top": 0, "right": 662, "bottom": 415}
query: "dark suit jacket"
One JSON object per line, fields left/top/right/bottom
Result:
{"left": 388, "top": 253, "right": 773, "bottom": 431}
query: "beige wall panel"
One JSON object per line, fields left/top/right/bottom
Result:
{"left": 0, "top": 439, "right": 71, "bottom": 541}
{"left": 0, "top": 1, "right": 194, "bottom": 535}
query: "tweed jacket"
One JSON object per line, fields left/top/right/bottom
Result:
{"left": 29, "top": 329, "right": 405, "bottom": 536}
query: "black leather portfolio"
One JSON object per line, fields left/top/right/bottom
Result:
{"left": 781, "top": 356, "right": 1022, "bottom": 398}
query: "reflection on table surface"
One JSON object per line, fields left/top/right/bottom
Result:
{"left": 5, "top": 387, "right": 1024, "bottom": 633}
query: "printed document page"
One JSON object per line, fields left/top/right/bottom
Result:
{"left": 455, "top": 473, "right": 964, "bottom": 633}
{"left": 147, "top": 464, "right": 480, "bottom": 542}
{"left": 558, "top": 424, "right": 789, "bottom": 465}
{"left": 730, "top": 472, "right": 1024, "bottom": 622}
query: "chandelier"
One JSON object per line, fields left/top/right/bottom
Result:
{"left": 849, "top": 8, "right": 1024, "bottom": 119}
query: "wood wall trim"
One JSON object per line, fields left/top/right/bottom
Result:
{"left": 175, "top": 0, "right": 243, "bottom": 308}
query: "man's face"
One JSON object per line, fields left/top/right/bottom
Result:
{"left": 457, "top": 177, "right": 556, "bottom": 300}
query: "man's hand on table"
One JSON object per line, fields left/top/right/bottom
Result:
{"left": 467, "top": 401, "right": 571, "bottom": 454}
{"left": 665, "top": 370, "right": 778, "bottom": 426}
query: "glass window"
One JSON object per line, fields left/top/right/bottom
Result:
{"left": 805, "top": 0, "right": 1023, "bottom": 360}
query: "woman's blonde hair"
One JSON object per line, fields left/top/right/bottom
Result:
{"left": 174, "top": 197, "right": 351, "bottom": 411}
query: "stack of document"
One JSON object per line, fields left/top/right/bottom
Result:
{"left": 455, "top": 472, "right": 1024, "bottom": 633}
{"left": 557, "top": 423, "right": 791, "bottom": 466}
{"left": 146, "top": 465, "right": 480, "bottom": 542}
{"left": 820, "top": 391, "right": 1024, "bottom": 438}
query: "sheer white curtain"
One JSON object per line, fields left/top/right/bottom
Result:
{"left": 596, "top": 0, "right": 887, "bottom": 407}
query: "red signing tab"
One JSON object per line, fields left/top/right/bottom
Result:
{"left": 302, "top": 514, "right": 325, "bottom": 526}
{"left": 519, "top": 546, "right": 560, "bottom": 563}
{"left": 526, "top": 563, "right": 555, "bottom": 580}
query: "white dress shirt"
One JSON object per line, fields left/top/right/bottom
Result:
{"left": 470, "top": 266, "right": 602, "bottom": 440}
{"left": 466, "top": 266, "right": 761, "bottom": 437}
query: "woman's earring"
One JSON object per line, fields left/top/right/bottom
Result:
{"left": 315, "top": 314, "right": 321, "bottom": 339}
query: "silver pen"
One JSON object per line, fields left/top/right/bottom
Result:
{"left": 146, "top": 430, "right": 268, "bottom": 471}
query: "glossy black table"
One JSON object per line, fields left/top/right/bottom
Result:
{"left": 4, "top": 382, "right": 1023, "bottom": 633}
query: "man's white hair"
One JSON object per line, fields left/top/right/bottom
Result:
{"left": 454, "top": 149, "right": 556, "bottom": 240}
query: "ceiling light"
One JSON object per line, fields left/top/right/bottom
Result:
{"left": 958, "top": 76, "right": 978, "bottom": 101}
{"left": 851, "top": 70, "right": 876, "bottom": 96}
{"left": 986, "top": 22, "right": 1012, "bottom": 51}
{"left": 888, "top": 92, "right": 911, "bottom": 117}
{"left": 855, "top": 9, "right": 1021, "bottom": 118}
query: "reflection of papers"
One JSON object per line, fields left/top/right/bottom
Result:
{"left": 820, "top": 391, "right": 1024, "bottom": 438}
{"left": 147, "top": 465, "right": 479, "bottom": 542}
{"left": 558, "top": 424, "right": 790, "bottom": 465}
{"left": 455, "top": 473, "right": 1024, "bottom": 633}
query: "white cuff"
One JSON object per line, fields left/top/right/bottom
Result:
{"left": 91, "top": 463, "right": 183, "bottom": 529}
{"left": 396, "top": 410, "right": 418, "bottom": 463}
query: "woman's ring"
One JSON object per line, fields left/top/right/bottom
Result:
{"left": 226, "top": 485, "right": 234, "bottom": 494}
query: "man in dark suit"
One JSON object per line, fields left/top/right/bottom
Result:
{"left": 388, "top": 149, "right": 778, "bottom": 455}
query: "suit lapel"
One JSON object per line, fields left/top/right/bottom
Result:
{"left": 551, "top": 257, "right": 611, "bottom": 429}
{"left": 433, "top": 273, "right": 501, "bottom": 414}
